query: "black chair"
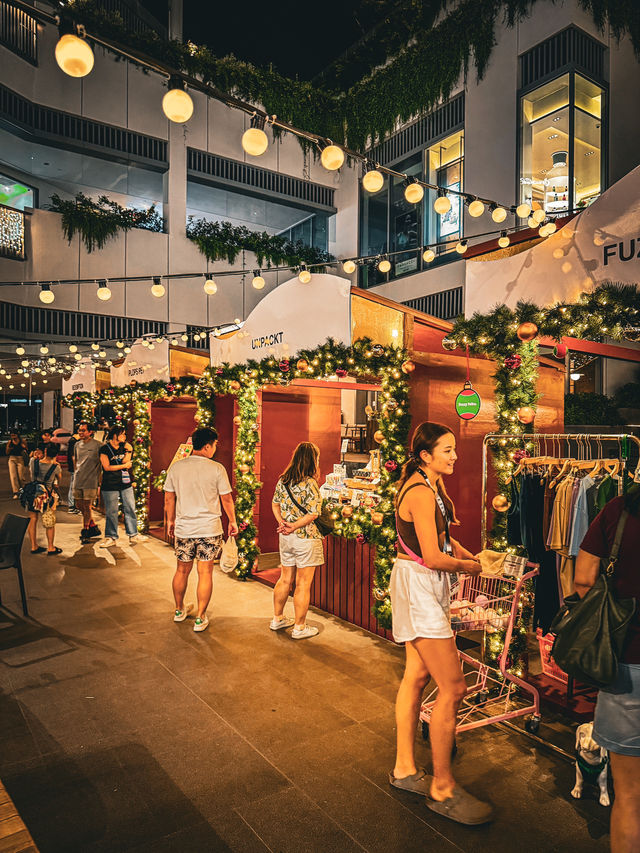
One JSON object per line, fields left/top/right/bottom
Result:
{"left": 0, "top": 514, "right": 30, "bottom": 616}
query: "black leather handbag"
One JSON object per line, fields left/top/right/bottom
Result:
{"left": 550, "top": 509, "right": 636, "bottom": 688}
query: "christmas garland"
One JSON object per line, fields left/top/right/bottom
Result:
{"left": 62, "top": 339, "right": 411, "bottom": 627}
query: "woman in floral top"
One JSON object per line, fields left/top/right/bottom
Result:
{"left": 270, "top": 442, "right": 324, "bottom": 639}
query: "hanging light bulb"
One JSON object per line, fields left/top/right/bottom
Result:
{"left": 97, "top": 280, "right": 111, "bottom": 301}
{"left": 498, "top": 231, "right": 510, "bottom": 248}
{"left": 516, "top": 202, "right": 531, "bottom": 219}
{"left": 151, "top": 276, "right": 165, "bottom": 298}
{"left": 404, "top": 178, "right": 424, "bottom": 204}
{"left": 181, "top": 333, "right": 189, "bottom": 342}
{"left": 490, "top": 203, "right": 507, "bottom": 223}
{"left": 91, "top": 342, "right": 99, "bottom": 351}
{"left": 342, "top": 260, "right": 356, "bottom": 274}
{"left": 162, "top": 76, "right": 193, "bottom": 123}
{"left": 532, "top": 207, "right": 546, "bottom": 224}
{"left": 298, "top": 266, "right": 311, "bottom": 283}
{"left": 545, "top": 220, "right": 557, "bottom": 234}
{"left": 141, "top": 339, "right": 150, "bottom": 348}
{"left": 455, "top": 240, "right": 468, "bottom": 254}
{"left": 204, "top": 276, "right": 217, "bottom": 295}
{"left": 39, "top": 344, "right": 49, "bottom": 355}
{"left": 241, "top": 113, "right": 268, "bottom": 156}
{"left": 423, "top": 248, "right": 435, "bottom": 263}
{"left": 74, "top": 352, "right": 82, "bottom": 361}
{"left": 193, "top": 333, "right": 201, "bottom": 341}
{"left": 55, "top": 25, "right": 94, "bottom": 78}
{"left": 47, "top": 356, "right": 56, "bottom": 365}
{"left": 99, "top": 350, "right": 106, "bottom": 358}
{"left": 124, "top": 346, "right": 132, "bottom": 354}
{"left": 170, "top": 338, "right": 178, "bottom": 346}
{"left": 378, "top": 258, "right": 391, "bottom": 273}
{"left": 116, "top": 341, "right": 124, "bottom": 349}
{"left": 15, "top": 345, "right": 25, "bottom": 355}
{"left": 21, "top": 360, "right": 29, "bottom": 367}
{"left": 69, "top": 344, "right": 78, "bottom": 353}
{"left": 319, "top": 140, "right": 344, "bottom": 171}
{"left": 252, "top": 271, "right": 266, "bottom": 290}
{"left": 467, "top": 197, "right": 485, "bottom": 217}
{"left": 528, "top": 215, "right": 537, "bottom": 228}
{"left": 106, "top": 360, "right": 112, "bottom": 367}
{"left": 434, "top": 188, "right": 451, "bottom": 215}
{"left": 39, "top": 283, "right": 55, "bottom": 304}
{"left": 362, "top": 163, "right": 384, "bottom": 193}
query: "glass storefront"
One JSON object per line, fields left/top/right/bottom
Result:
{"left": 519, "top": 72, "right": 604, "bottom": 217}
{"left": 425, "top": 131, "right": 464, "bottom": 255}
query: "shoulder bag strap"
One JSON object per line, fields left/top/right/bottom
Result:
{"left": 396, "top": 531, "right": 427, "bottom": 567}
{"left": 283, "top": 481, "right": 309, "bottom": 518}
{"left": 43, "top": 463, "right": 57, "bottom": 484}
{"left": 605, "top": 510, "right": 629, "bottom": 576}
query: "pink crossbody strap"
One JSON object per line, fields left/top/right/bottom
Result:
{"left": 396, "top": 528, "right": 429, "bottom": 568}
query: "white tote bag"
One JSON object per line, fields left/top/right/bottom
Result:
{"left": 220, "top": 536, "right": 239, "bottom": 573}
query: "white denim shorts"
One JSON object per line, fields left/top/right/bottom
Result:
{"left": 279, "top": 533, "right": 324, "bottom": 569}
{"left": 389, "top": 557, "right": 453, "bottom": 643}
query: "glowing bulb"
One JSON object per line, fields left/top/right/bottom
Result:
{"left": 74, "top": 352, "right": 82, "bottom": 361}
{"left": 491, "top": 205, "right": 507, "bottom": 223}
{"left": 468, "top": 198, "right": 485, "bottom": 217}
{"left": 423, "top": 249, "right": 435, "bottom": 263}
{"left": 204, "top": 277, "right": 217, "bottom": 295}
{"left": 404, "top": 181, "right": 424, "bottom": 204}
{"left": 378, "top": 259, "right": 391, "bottom": 273}
{"left": 320, "top": 144, "right": 344, "bottom": 171}
{"left": 545, "top": 220, "right": 557, "bottom": 234}
{"left": 252, "top": 274, "right": 266, "bottom": 290}
{"left": 47, "top": 357, "right": 56, "bottom": 365}
{"left": 456, "top": 240, "right": 468, "bottom": 254}
{"left": 434, "top": 191, "right": 451, "bottom": 215}
{"left": 532, "top": 208, "right": 546, "bottom": 224}
{"left": 498, "top": 233, "right": 510, "bottom": 248}
{"left": 342, "top": 260, "right": 356, "bottom": 274}
{"left": 124, "top": 346, "right": 131, "bottom": 353}
{"left": 151, "top": 278, "right": 165, "bottom": 297}
{"left": 516, "top": 202, "right": 531, "bottom": 219}
{"left": 141, "top": 340, "right": 149, "bottom": 348}
{"left": 40, "top": 345, "right": 49, "bottom": 354}
{"left": 91, "top": 343, "right": 100, "bottom": 351}
{"left": 15, "top": 346, "right": 25, "bottom": 355}
{"left": 39, "top": 284, "right": 55, "bottom": 304}
{"left": 97, "top": 282, "right": 111, "bottom": 301}
{"left": 181, "top": 334, "right": 188, "bottom": 342}
{"left": 99, "top": 350, "right": 106, "bottom": 358}
{"left": 55, "top": 32, "right": 94, "bottom": 78}
{"left": 171, "top": 338, "right": 179, "bottom": 346}
{"left": 528, "top": 216, "right": 537, "bottom": 228}
{"left": 362, "top": 169, "right": 384, "bottom": 193}
{"left": 69, "top": 344, "right": 78, "bottom": 353}
{"left": 241, "top": 126, "right": 268, "bottom": 156}
{"left": 162, "top": 81, "right": 193, "bottom": 123}
{"left": 116, "top": 341, "right": 124, "bottom": 349}
{"left": 298, "top": 269, "right": 311, "bottom": 283}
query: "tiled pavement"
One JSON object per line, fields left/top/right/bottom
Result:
{"left": 0, "top": 464, "right": 610, "bottom": 852}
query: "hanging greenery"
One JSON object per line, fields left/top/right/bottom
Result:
{"left": 48, "top": 192, "right": 163, "bottom": 253}
{"left": 186, "top": 218, "right": 333, "bottom": 268}
{"left": 62, "top": 0, "right": 640, "bottom": 152}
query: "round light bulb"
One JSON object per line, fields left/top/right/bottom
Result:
{"left": 40, "top": 345, "right": 49, "bottom": 354}
{"left": 434, "top": 193, "right": 451, "bottom": 215}
{"left": 116, "top": 341, "right": 124, "bottom": 348}
{"left": 47, "top": 357, "right": 56, "bottom": 365}
{"left": 252, "top": 275, "right": 266, "bottom": 290}
{"left": 193, "top": 333, "right": 201, "bottom": 341}
{"left": 15, "top": 346, "right": 25, "bottom": 355}
{"left": 423, "top": 249, "right": 435, "bottom": 263}
{"left": 498, "top": 234, "right": 510, "bottom": 248}
{"left": 69, "top": 344, "right": 78, "bottom": 353}
{"left": 42, "top": 379, "right": 48, "bottom": 384}
{"left": 124, "top": 346, "right": 131, "bottom": 354}
{"left": 141, "top": 340, "right": 149, "bottom": 348}
{"left": 151, "top": 282, "right": 165, "bottom": 298}
{"left": 181, "top": 334, "right": 188, "bottom": 342}
{"left": 456, "top": 240, "right": 468, "bottom": 254}
{"left": 491, "top": 206, "right": 507, "bottom": 223}
{"left": 378, "top": 259, "right": 391, "bottom": 273}
{"left": 545, "top": 220, "right": 557, "bottom": 234}
{"left": 404, "top": 182, "right": 424, "bottom": 204}
{"left": 99, "top": 350, "right": 106, "bottom": 358}
{"left": 342, "top": 260, "right": 356, "bottom": 274}
{"left": 516, "top": 202, "right": 531, "bottom": 219}
{"left": 241, "top": 127, "right": 268, "bottom": 156}
{"left": 468, "top": 199, "right": 485, "bottom": 217}
{"left": 91, "top": 343, "right": 100, "bottom": 351}
{"left": 39, "top": 287, "right": 55, "bottom": 304}
{"left": 298, "top": 269, "right": 311, "bottom": 283}
{"left": 528, "top": 216, "right": 537, "bottom": 228}
{"left": 532, "top": 208, "right": 546, "bottom": 224}
{"left": 21, "top": 360, "right": 29, "bottom": 367}
{"left": 74, "top": 353, "right": 82, "bottom": 361}
{"left": 171, "top": 338, "right": 179, "bottom": 346}
{"left": 320, "top": 144, "right": 344, "bottom": 171}
{"left": 55, "top": 33, "right": 94, "bottom": 78}
{"left": 204, "top": 278, "right": 217, "bottom": 295}
{"left": 97, "top": 284, "right": 111, "bottom": 301}
{"left": 162, "top": 87, "right": 193, "bottom": 123}
{"left": 362, "top": 169, "right": 384, "bottom": 193}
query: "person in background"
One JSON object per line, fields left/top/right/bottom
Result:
{"left": 5, "top": 432, "right": 29, "bottom": 499}
{"left": 575, "top": 484, "right": 640, "bottom": 853}
{"left": 388, "top": 422, "right": 491, "bottom": 826}
{"left": 163, "top": 426, "right": 237, "bottom": 633}
{"left": 98, "top": 425, "right": 147, "bottom": 547}
{"left": 27, "top": 442, "right": 62, "bottom": 555}
{"left": 271, "top": 442, "right": 324, "bottom": 639}
{"left": 67, "top": 429, "right": 80, "bottom": 514}
{"left": 31, "top": 428, "right": 53, "bottom": 461}
{"left": 73, "top": 422, "right": 103, "bottom": 543}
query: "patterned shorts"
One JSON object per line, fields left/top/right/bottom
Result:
{"left": 175, "top": 535, "right": 223, "bottom": 563}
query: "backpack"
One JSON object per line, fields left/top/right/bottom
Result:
{"left": 18, "top": 461, "right": 56, "bottom": 511}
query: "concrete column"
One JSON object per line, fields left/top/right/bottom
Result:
{"left": 163, "top": 120, "right": 188, "bottom": 255}
{"left": 168, "top": 0, "right": 183, "bottom": 41}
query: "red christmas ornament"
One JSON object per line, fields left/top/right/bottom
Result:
{"left": 356, "top": 533, "right": 367, "bottom": 545}
{"left": 279, "top": 360, "right": 290, "bottom": 373}
{"left": 516, "top": 322, "right": 538, "bottom": 342}
{"left": 504, "top": 353, "right": 522, "bottom": 370}
{"left": 335, "top": 368, "right": 348, "bottom": 378}
{"left": 513, "top": 449, "right": 530, "bottom": 463}
{"left": 401, "top": 360, "right": 416, "bottom": 374}
{"left": 553, "top": 342, "right": 567, "bottom": 359}
{"left": 384, "top": 459, "right": 398, "bottom": 471}
{"left": 238, "top": 521, "right": 249, "bottom": 532}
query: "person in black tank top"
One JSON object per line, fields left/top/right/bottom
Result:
{"left": 388, "top": 422, "right": 493, "bottom": 826}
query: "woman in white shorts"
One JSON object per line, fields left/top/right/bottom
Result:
{"left": 270, "top": 442, "right": 324, "bottom": 640}
{"left": 388, "top": 422, "right": 493, "bottom": 827}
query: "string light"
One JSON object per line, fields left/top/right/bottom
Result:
{"left": 423, "top": 249, "right": 435, "bottom": 263}
{"left": 456, "top": 240, "right": 468, "bottom": 254}
{"left": 91, "top": 343, "right": 100, "bottom": 351}
{"left": 15, "top": 345, "right": 25, "bottom": 355}
{"left": 241, "top": 114, "right": 268, "bottom": 156}
{"left": 404, "top": 178, "right": 424, "bottom": 204}
{"left": 39, "top": 283, "right": 55, "bottom": 304}
{"left": 162, "top": 76, "right": 193, "bottom": 123}
{"left": 532, "top": 208, "right": 546, "bottom": 224}
{"left": 39, "top": 344, "right": 49, "bottom": 355}
{"left": 362, "top": 164, "right": 384, "bottom": 193}
{"left": 298, "top": 265, "right": 311, "bottom": 284}
{"left": 204, "top": 276, "right": 217, "bottom": 295}
{"left": 116, "top": 341, "right": 124, "bottom": 348}
{"left": 498, "top": 231, "right": 510, "bottom": 248}
{"left": 97, "top": 279, "right": 111, "bottom": 301}
{"left": 516, "top": 202, "right": 531, "bottom": 218}
{"left": 319, "top": 140, "right": 344, "bottom": 171}
{"left": 434, "top": 188, "right": 451, "bottom": 215}
{"left": 342, "top": 260, "right": 356, "bottom": 274}
{"left": 252, "top": 270, "right": 266, "bottom": 290}
{"left": 467, "top": 197, "right": 485, "bottom": 217}
{"left": 490, "top": 203, "right": 507, "bottom": 223}
{"left": 55, "top": 26, "right": 94, "bottom": 78}
{"left": 378, "top": 258, "right": 391, "bottom": 273}
{"left": 151, "top": 276, "right": 165, "bottom": 298}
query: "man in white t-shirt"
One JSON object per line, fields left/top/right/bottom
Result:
{"left": 163, "top": 426, "right": 238, "bottom": 633}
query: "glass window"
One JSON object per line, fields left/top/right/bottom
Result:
{"left": 359, "top": 173, "right": 389, "bottom": 286}
{"left": 390, "top": 153, "right": 421, "bottom": 279}
{"left": 426, "top": 131, "right": 464, "bottom": 254}
{"left": 0, "top": 172, "right": 35, "bottom": 210}
{"left": 519, "top": 73, "right": 604, "bottom": 216}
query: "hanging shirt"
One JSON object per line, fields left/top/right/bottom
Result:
{"left": 506, "top": 476, "right": 522, "bottom": 547}
{"left": 569, "top": 475, "right": 596, "bottom": 557}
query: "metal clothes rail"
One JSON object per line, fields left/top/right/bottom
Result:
{"left": 481, "top": 432, "right": 640, "bottom": 548}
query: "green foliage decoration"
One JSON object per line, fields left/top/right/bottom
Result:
{"left": 48, "top": 192, "right": 163, "bottom": 253}
{"left": 564, "top": 392, "right": 623, "bottom": 426}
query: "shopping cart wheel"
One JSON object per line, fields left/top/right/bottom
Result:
{"left": 471, "top": 689, "right": 489, "bottom": 705}
{"left": 524, "top": 714, "right": 541, "bottom": 734}
{"left": 421, "top": 721, "right": 429, "bottom": 740}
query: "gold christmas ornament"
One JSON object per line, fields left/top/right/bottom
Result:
{"left": 371, "top": 511, "right": 384, "bottom": 525}
{"left": 229, "top": 380, "right": 241, "bottom": 392}
{"left": 372, "top": 587, "right": 387, "bottom": 601}
{"left": 363, "top": 495, "right": 375, "bottom": 507}
{"left": 517, "top": 406, "right": 536, "bottom": 424}
{"left": 341, "top": 505, "right": 353, "bottom": 518}
{"left": 401, "top": 360, "right": 416, "bottom": 373}
{"left": 373, "top": 430, "right": 385, "bottom": 444}
{"left": 492, "top": 494, "right": 511, "bottom": 512}
{"left": 233, "top": 416, "right": 242, "bottom": 425}
{"left": 296, "top": 358, "right": 309, "bottom": 372}
{"left": 238, "top": 464, "right": 250, "bottom": 474}
{"left": 516, "top": 321, "right": 538, "bottom": 341}
{"left": 441, "top": 338, "right": 457, "bottom": 351}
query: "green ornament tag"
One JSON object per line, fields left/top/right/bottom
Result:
{"left": 455, "top": 381, "right": 481, "bottom": 420}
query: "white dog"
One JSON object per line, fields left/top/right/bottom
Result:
{"left": 571, "top": 722, "right": 610, "bottom": 807}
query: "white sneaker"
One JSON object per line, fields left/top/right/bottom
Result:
{"left": 173, "top": 603, "right": 194, "bottom": 622}
{"left": 269, "top": 616, "right": 295, "bottom": 631}
{"left": 129, "top": 534, "right": 148, "bottom": 544}
{"left": 291, "top": 624, "right": 319, "bottom": 640}
{"left": 193, "top": 615, "right": 209, "bottom": 633}
{"left": 98, "top": 537, "right": 118, "bottom": 548}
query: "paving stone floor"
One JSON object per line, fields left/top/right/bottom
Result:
{"left": 0, "top": 465, "right": 611, "bottom": 852}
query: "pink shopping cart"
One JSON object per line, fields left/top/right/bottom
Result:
{"left": 419, "top": 564, "right": 542, "bottom": 741}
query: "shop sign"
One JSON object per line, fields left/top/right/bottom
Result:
{"left": 210, "top": 275, "right": 351, "bottom": 367}
{"left": 455, "top": 381, "right": 481, "bottom": 420}
{"left": 395, "top": 257, "right": 418, "bottom": 276}
{"left": 62, "top": 359, "right": 96, "bottom": 395}
{"left": 110, "top": 340, "right": 169, "bottom": 387}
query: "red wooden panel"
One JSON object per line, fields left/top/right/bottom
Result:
{"left": 149, "top": 400, "right": 197, "bottom": 523}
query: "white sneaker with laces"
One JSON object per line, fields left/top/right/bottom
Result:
{"left": 98, "top": 537, "right": 118, "bottom": 548}
{"left": 173, "top": 603, "right": 194, "bottom": 622}
{"left": 291, "top": 624, "right": 319, "bottom": 640}
{"left": 269, "top": 616, "right": 295, "bottom": 631}
{"left": 129, "top": 534, "right": 148, "bottom": 544}
{"left": 193, "top": 615, "right": 210, "bottom": 633}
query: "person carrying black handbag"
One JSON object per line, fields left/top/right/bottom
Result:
{"left": 573, "top": 484, "right": 640, "bottom": 853}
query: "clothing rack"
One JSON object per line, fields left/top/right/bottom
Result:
{"left": 481, "top": 433, "right": 640, "bottom": 549}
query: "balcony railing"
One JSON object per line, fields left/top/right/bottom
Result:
{"left": 0, "top": 202, "right": 26, "bottom": 260}
{"left": 0, "top": 1, "right": 37, "bottom": 65}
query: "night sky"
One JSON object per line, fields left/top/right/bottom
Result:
{"left": 141, "top": 0, "right": 367, "bottom": 81}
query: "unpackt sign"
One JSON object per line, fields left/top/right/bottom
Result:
{"left": 210, "top": 275, "right": 351, "bottom": 367}
{"left": 110, "top": 339, "right": 170, "bottom": 387}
